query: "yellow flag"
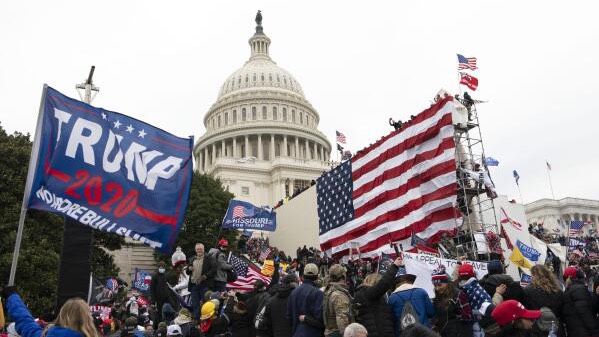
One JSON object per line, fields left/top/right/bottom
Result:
{"left": 510, "top": 246, "right": 533, "bottom": 269}
{"left": 261, "top": 260, "right": 275, "bottom": 276}
{"left": 0, "top": 297, "right": 5, "bottom": 328}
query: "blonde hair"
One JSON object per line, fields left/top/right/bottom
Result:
{"left": 362, "top": 273, "right": 382, "bottom": 287}
{"left": 54, "top": 298, "right": 98, "bottom": 337}
{"left": 530, "top": 265, "right": 561, "bottom": 293}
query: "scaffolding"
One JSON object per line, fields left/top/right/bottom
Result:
{"left": 453, "top": 97, "right": 500, "bottom": 260}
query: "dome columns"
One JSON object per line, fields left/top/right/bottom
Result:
{"left": 196, "top": 133, "right": 330, "bottom": 174}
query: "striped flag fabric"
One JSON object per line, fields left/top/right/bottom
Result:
{"left": 259, "top": 247, "right": 272, "bottom": 261}
{"left": 459, "top": 73, "right": 479, "bottom": 91}
{"left": 457, "top": 54, "right": 477, "bottom": 70}
{"left": 317, "top": 96, "right": 459, "bottom": 260}
{"left": 569, "top": 220, "right": 584, "bottom": 235}
{"left": 499, "top": 207, "right": 522, "bottom": 230}
{"left": 227, "top": 255, "right": 271, "bottom": 292}
{"left": 336, "top": 130, "right": 347, "bottom": 144}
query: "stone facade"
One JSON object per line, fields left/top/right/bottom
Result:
{"left": 194, "top": 17, "right": 332, "bottom": 206}
{"left": 525, "top": 197, "right": 599, "bottom": 236}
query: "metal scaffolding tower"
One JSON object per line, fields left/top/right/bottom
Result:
{"left": 453, "top": 97, "right": 500, "bottom": 259}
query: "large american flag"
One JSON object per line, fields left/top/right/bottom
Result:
{"left": 569, "top": 220, "right": 584, "bottom": 235}
{"left": 227, "top": 254, "right": 271, "bottom": 292}
{"left": 317, "top": 96, "right": 459, "bottom": 260}
{"left": 457, "top": 54, "right": 477, "bottom": 70}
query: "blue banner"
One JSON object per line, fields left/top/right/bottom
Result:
{"left": 516, "top": 240, "right": 540, "bottom": 262}
{"left": 25, "top": 86, "right": 193, "bottom": 252}
{"left": 222, "top": 199, "right": 276, "bottom": 231}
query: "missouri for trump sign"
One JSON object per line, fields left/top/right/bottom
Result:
{"left": 24, "top": 86, "right": 193, "bottom": 252}
{"left": 222, "top": 199, "right": 276, "bottom": 231}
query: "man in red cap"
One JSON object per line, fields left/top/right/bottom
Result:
{"left": 207, "top": 239, "right": 233, "bottom": 292}
{"left": 491, "top": 299, "right": 541, "bottom": 335}
{"left": 561, "top": 266, "right": 599, "bottom": 337}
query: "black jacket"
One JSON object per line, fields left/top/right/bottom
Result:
{"left": 353, "top": 264, "right": 397, "bottom": 337}
{"left": 561, "top": 280, "right": 599, "bottom": 337}
{"left": 522, "top": 286, "right": 563, "bottom": 318}
{"left": 480, "top": 274, "right": 525, "bottom": 302}
{"left": 150, "top": 272, "right": 170, "bottom": 303}
{"left": 227, "top": 301, "right": 253, "bottom": 337}
{"left": 265, "top": 285, "right": 294, "bottom": 337}
{"left": 187, "top": 255, "right": 216, "bottom": 288}
{"left": 432, "top": 289, "right": 473, "bottom": 337}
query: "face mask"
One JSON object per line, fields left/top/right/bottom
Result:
{"left": 158, "top": 268, "right": 165, "bottom": 273}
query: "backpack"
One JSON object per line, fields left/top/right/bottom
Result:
{"left": 400, "top": 291, "right": 420, "bottom": 330}
{"left": 253, "top": 293, "right": 271, "bottom": 331}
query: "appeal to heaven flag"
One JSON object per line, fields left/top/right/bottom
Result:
{"left": 24, "top": 86, "right": 193, "bottom": 252}
{"left": 317, "top": 96, "right": 459, "bottom": 260}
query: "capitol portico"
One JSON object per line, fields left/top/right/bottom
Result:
{"left": 194, "top": 12, "right": 332, "bottom": 206}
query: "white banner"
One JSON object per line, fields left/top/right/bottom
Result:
{"left": 402, "top": 252, "right": 488, "bottom": 297}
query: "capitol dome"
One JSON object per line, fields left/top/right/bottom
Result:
{"left": 194, "top": 12, "right": 332, "bottom": 207}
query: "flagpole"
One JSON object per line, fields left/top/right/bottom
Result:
{"left": 546, "top": 164, "right": 556, "bottom": 200}
{"left": 8, "top": 84, "right": 48, "bottom": 285}
{"left": 516, "top": 183, "right": 524, "bottom": 205}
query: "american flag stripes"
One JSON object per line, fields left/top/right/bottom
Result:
{"left": 457, "top": 54, "right": 477, "bottom": 70}
{"left": 569, "top": 220, "right": 584, "bottom": 235}
{"left": 227, "top": 255, "right": 271, "bottom": 292}
{"left": 232, "top": 205, "right": 253, "bottom": 218}
{"left": 259, "top": 247, "right": 272, "bottom": 261}
{"left": 336, "top": 130, "right": 347, "bottom": 144}
{"left": 317, "top": 96, "right": 459, "bottom": 260}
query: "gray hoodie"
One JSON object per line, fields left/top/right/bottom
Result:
{"left": 208, "top": 247, "right": 232, "bottom": 282}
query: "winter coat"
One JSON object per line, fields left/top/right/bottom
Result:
{"left": 265, "top": 285, "right": 294, "bottom": 337}
{"left": 187, "top": 254, "right": 216, "bottom": 289}
{"left": 226, "top": 302, "right": 253, "bottom": 337}
{"left": 432, "top": 288, "right": 473, "bottom": 337}
{"left": 207, "top": 248, "right": 232, "bottom": 283}
{"left": 6, "top": 294, "right": 84, "bottom": 337}
{"left": 479, "top": 273, "right": 525, "bottom": 302}
{"left": 388, "top": 284, "right": 435, "bottom": 337}
{"left": 353, "top": 265, "right": 397, "bottom": 337}
{"left": 287, "top": 279, "right": 325, "bottom": 337}
{"left": 323, "top": 282, "right": 352, "bottom": 336}
{"left": 150, "top": 272, "right": 170, "bottom": 303}
{"left": 522, "top": 286, "right": 563, "bottom": 320}
{"left": 561, "top": 280, "right": 599, "bottom": 337}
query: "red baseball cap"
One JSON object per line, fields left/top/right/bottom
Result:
{"left": 563, "top": 266, "right": 578, "bottom": 280}
{"left": 218, "top": 239, "right": 229, "bottom": 247}
{"left": 458, "top": 263, "right": 475, "bottom": 278}
{"left": 491, "top": 300, "right": 541, "bottom": 326}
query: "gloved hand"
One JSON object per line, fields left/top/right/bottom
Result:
{"left": 2, "top": 285, "right": 18, "bottom": 299}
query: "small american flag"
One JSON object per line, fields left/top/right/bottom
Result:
{"left": 259, "top": 247, "right": 272, "bottom": 261}
{"left": 457, "top": 54, "right": 477, "bottom": 70}
{"left": 569, "top": 220, "right": 584, "bottom": 235}
{"left": 227, "top": 255, "right": 271, "bottom": 292}
{"left": 232, "top": 205, "right": 253, "bottom": 218}
{"left": 336, "top": 130, "right": 347, "bottom": 144}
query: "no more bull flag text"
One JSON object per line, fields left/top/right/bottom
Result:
{"left": 24, "top": 86, "right": 193, "bottom": 252}
{"left": 222, "top": 199, "right": 277, "bottom": 231}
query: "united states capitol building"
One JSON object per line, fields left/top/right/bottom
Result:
{"left": 194, "top": 12, "right": 332, "bottom": 206}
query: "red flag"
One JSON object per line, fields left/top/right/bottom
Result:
{"left": 459, "top": 73, "right": 478, "bottom": 91}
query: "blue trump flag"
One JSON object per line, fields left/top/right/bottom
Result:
{"left": 24, "top": 86, "right": 193, "bottom": 252}
{"left": 222, "top": 199, "right": 276, "bottom": 231}
{"left": 516, "top": 240, "right": 540, "bottom": 262}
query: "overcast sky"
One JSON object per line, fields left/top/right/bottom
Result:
{"left": 1, "top": 1, "right": 598, "bottom": 204}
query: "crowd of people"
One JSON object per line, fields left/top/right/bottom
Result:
{"left": 3, "top": 232, "right": 599, "bottom": 337}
